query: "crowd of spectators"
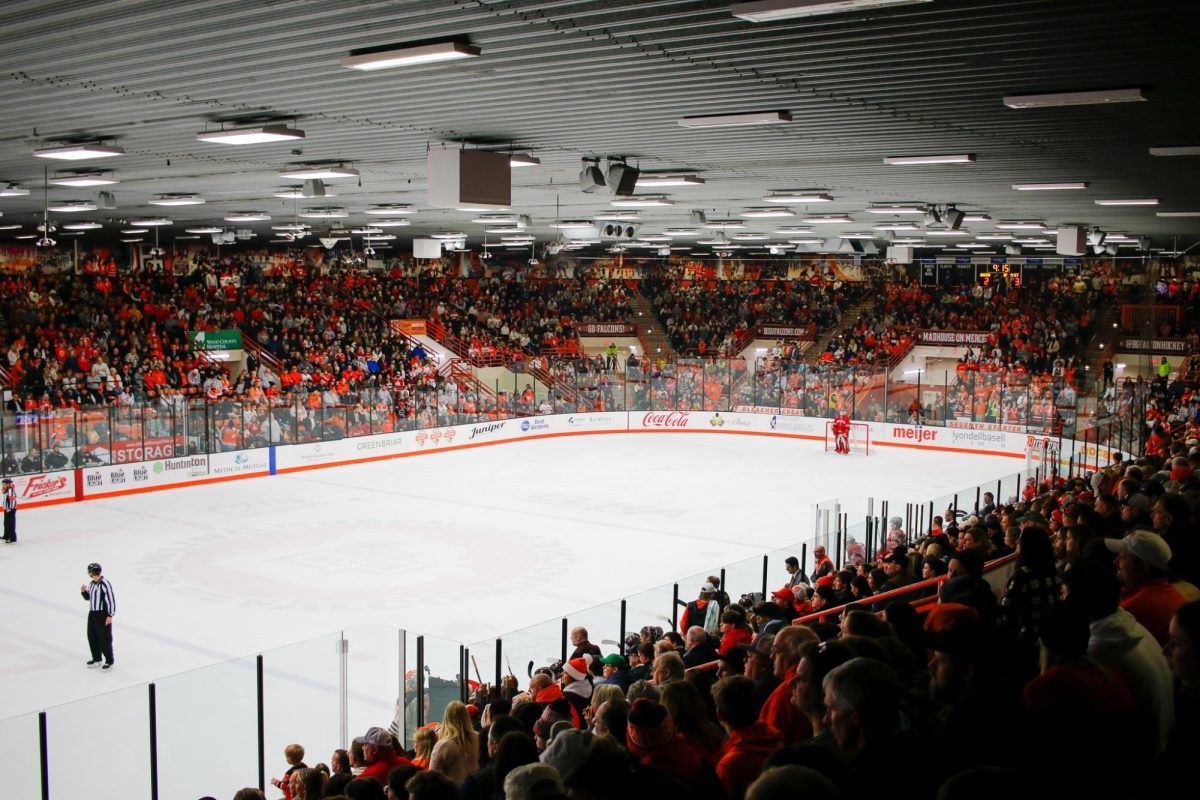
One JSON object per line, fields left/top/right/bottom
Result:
{"left": 234, "top": 433, "right": 1200, "bottom": 799}
{"left": 639, "top": 268, "right": 869, "bottom": 357}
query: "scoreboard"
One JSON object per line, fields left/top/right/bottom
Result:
{"left": 918, "top": 257, "right": 1081, "bottom": 286}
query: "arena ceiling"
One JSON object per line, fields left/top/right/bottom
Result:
{"left": 0, "top": 0, "right": 1198, "bottom": 258}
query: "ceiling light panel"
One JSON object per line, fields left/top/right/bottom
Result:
{"left": 636, "top": 174, "right": 705, "bottom": 187}
{"left": 1094, "top": 198, "right": 1159, "bottom": 206}
{"left": 678, "top": 111, "right": 791, "bottom": 128}
{"left": 740, "top": 208, "right": 795, "bottom": 218}
{"left": 149, "top": 194, "right": 205, "bottom": 206}
{"left": 801, "top": 215, "right": 853, "bottom": 223}
{"left": 34, "top": 143, "right": 124, "bottom": 160}
{"left": 883, "top": 154, "right": 975, "bottom": 165}
{"left": 1003, "top": 88, "right": 1145, "bottom": 109}
{"left": 732, "top": 0, "right": 931, "bottom": 22}
{"left": 364, "top": 204, "right": 415, "bottom": 215}
{"left": 763, "top": 191, "right": 832, "bottom": 203}
{"left": 865, "top": 204, "right": 926, "bottom": 214}
{"left": 196, "top": 124, "right": 305, "bottom": 145}
{"left": 341, "top": 41, "right": 481, "bottom": 71}
{"left": 610, "top": 196, "right": 674, "bottom": 207}
{"left": 509, "top": 154, "right": 541, "bottom": 167}
{"left": 48, "top": 172, "right": 117, "bottom": 187}
{"left": 278, "top": 166, "right": 359, "bottom": 180}
{"left": 128, "top": 217, "right": 172, "bottom": 226}
{"left": 47, "top": 200, "right": 97, "bottom": 212}
{"left": 223, "top": 212, "right": 271, "bottom": 222}
{"left": 1012, "top": 182, "right": 1089, "bottom": 191}
{"left": 1149, "top": 146, "right": 1200, "bottom": 157}
{"left": 1157, "top": 211, "right": 1200, "bottom": 217}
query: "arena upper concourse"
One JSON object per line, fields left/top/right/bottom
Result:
{"left": 1, "top": 2, "right": 1199, "bottom": 800}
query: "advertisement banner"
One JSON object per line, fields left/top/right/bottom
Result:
{"left": 190, "top": 329, "right": 243, "bottom": 351}
{"left": 81, "top": 454, "right": 210, "bottom": 496}
{"left": 560, "top": 413, "right": 626, "bottom": 431}
{"left": 577, "top": 323, "right": 636, "bottom": 336}
{"left": 11, "top": 471, "right": 75, "bottom": 506}
{"left": 391, "top": 319, "right": 428, "bottom": 336}
{"left": 916, "top": 330, "right": 991, "bottom": 346}
{"left": 756, "top": 324, "right": 815, "bottom": 340}
{"left": 1115, "top": 337, "right": 1189, "bottom": 354}
{"left": 208, "top": 449, "right": 271, "bottom": 478}
{"left": 84, "top": 437, "right": 183, "bottom": 463}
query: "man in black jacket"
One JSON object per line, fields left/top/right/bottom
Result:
{"left": 681, "top": 626, "right": 718, "bottom": 669}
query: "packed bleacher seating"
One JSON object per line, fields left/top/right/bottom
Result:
{"left": 228, "top": 430, "right": 1200, "bottom": 800}
{"left": 639, "top": 268, "right": 869, "bottom": 356}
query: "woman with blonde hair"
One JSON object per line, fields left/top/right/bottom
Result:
{"left": 429, "top": 700, "right": 480, "bottom": 785}
{"left": 585, "top": 683, "right": 625, "bottom": 726}
{"left": 411, "top": 725, "right": 437, "bottom": 769}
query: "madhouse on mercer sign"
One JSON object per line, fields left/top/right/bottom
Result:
{"left": 642, "top": 411, "right": 690, "bottom": 428}
{"left": 891, "top": 426, "right": 938, "bottom": 442}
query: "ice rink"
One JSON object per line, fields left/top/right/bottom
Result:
{"left": 0, "top": 431, "right": 1019, "bottom": 718}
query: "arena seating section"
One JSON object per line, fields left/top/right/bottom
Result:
{"left": 4, "top": 256, "right": 1200, "bottom": 800}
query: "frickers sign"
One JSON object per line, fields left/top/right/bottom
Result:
{"left": 14, "top": 472, "right": 73, "bottom": 504}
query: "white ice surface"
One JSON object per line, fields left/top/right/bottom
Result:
{"left": 0, "top": 432, "right": 1018, "bottom": 720}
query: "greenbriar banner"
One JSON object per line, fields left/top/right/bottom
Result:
{"left": 190, "top": 329, "right": 243, "bottom": 351}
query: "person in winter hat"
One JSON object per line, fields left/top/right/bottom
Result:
{"left": 539, "top": 728, "right": 596, "bottom": 783}
{"left": 559, "top": 654, "right": 594, "bottom": 716}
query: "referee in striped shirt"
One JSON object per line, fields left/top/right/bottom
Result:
{"left": 80, "top": 563, "right": 116, "bottom": 670}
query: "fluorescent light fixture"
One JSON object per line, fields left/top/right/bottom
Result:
{"left": 186, "top": 227, "right": 224, "bottom": 234}
{"left": 763, "top": 191, "right": 832, "bottom": 203}
{"left": 732, "top": 233, "right": 770, "bottom": 241}
{"left": 884, "top": 154, "right": 975, "bottom": 165}
{"left": 702, "top": 219, "right": 748, "bottom": 230}
{"left": 1095, "top": 198, "right": 1159, "bottom": 206}
{"left": 801, "top": 215, "right": 853, "bottom": 223}
{"left": 925, "top": 229, "right": 971, "bottom": 237}
{"left": 962, "top": 213, "right": 991, "bottom": 222}
{"left": 774, "top": 226, "right": 814, "bottom": 234}
{"left": 278, "top": 165, "right": 359, "bottom": 180}
{"left": 740, "top": 208, "right": 795, "bottom": 218}
{"left": 889, "top": 238, "right": 926, "bottom": 245}
{"left": 593, "top": 212, "right": 640, "bottom": 221}
{"left": 341, "top": 41, "right": 481, "bottom": 71}
{"left": 473, "top": 214, "right": 522, "bottom": 226}
{"left": 865, "top": 204, "right": 926, "bottom": 214}
{"left": 995, "top": 221, "right": 1046, "bottom": 230}
{"left": 196, "top": 124, "right": 305, "bottom": 145}
{"left": 678, "top": 111, "right": 791, "bottom": 128}
{"left": 128, "top": 217, "right": 172, "bottom": 226}
{"left": 47, "top": 200, "right": 97, "bottom": 212}
{"left": 636, "top": 174, "right": 705, "bottom": 187}
{"left": 120, "top": 238, "right": 143, "bottom": 243}
{"left": 351, "top": 227, "right": 384, "bottom": 235}
{"left": 432, "top": 231, "right": 469, "bottom": 239}
{"left": 62, "top": 221, "right": 102, "bottom": 230}
{"left": 1149, "top": 146, "right": 1200, "bottom": 157}
{"left": 662, "top": 228, "right": 701, "bottom": 236}
{"left": 1157, "top": 211, "right": 1200, "bottom": 217}
{"left": 509, "top": 154, "right": 541, "bottom": 167}
{"left": 872, "top": 223, "right": 920, "bottom": 231}
{"left": 958, "top": 243, "right": 990, "bottom": 248}
{"left": 788, "top": 238, "right": 824, "bottom": 245}
{"left": 13, "top": 234, "right": 36, "bottom": 239}
{"left": 550, "top": 220, "right": 595, "bottom": 230}
{"left": 223, "top": 212, "right": 271, "bottom": 222}
{"left": 839, "top": 233, "right": 876, "bottom": 239}
{"left": 48, "top": 172, "right": 117, "bottom": 187}
{"left": 485, "top": 226, "right": 524, "bottom": 234}
{"left": 1003, "top": 88, "right": 1144, "bottom": 109}
{"left": 364, "top": 204, "right": 416, "bottom": 215}
{"left": 610, "top": 195, "right": 674, "bottom": 207}
{"left": 0, "top": 183, "right": 30, "bottom": 197}
{"left": 1012, "top": 182, "right": 1089, "bottom": 191}
{"left": 975, "top": 234, "right": 1012, "bottom": 240}
{"left": 274, "top": 187, "right": 337, "bottom": 199}
{"left": 34, "top": 143, "right": 124, "bottom": 160}
{"left": 636, "top": 234, "right": 671, "bottom": 243}
{"left": 121, "top": 228, "right": 148, "bottom": 234}
{"left": 371, "top": 219, "right": 411, "bottom": 227}
{"left": 149, "top": 193, "right": 205, "bottom": 206}
{"left": 732, "top": 0, "right": 931, "bottom": 21}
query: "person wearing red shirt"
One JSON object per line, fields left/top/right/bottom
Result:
{"left": 713, "top": 676, "right": 783, "bottom": 800}
{"left": 353, "top": 726, "right": 414, "bottom": 782}
{"left": 1106, "top": 531, "right": 1185, "bottom": 646}
{"left": 718, "top": 610, "right": 754, "bottom": 655}
{"left": 757, "top": 626, "right": 817, "bottom": 743}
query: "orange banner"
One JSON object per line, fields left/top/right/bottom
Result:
{"left": 391, "top": 319, "right": 427, "bottom": 336}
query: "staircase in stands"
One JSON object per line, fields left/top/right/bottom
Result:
{"left": 628, "top": 291, "right": 676, "bottom": 361}
{"left": 805, "top": 298, "right": 872, "bottom": 363}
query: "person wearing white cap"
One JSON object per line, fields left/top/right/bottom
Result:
{"left": 1106, "top": 530, "right": 1185, "bottom": 647}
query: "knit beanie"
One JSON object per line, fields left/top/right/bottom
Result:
{"left": 626, "top": 698, "right": 674, "bottom": 757}
{"left": 539, "top": 728, "right": 595, "bottom": 782}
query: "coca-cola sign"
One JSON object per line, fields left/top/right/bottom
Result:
{"left": 641, "top": 411, "right": 691, "bottom": 428}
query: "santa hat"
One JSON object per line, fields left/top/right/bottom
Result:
{"left": 562, "top": 654, "right": 592, "bottom": 682}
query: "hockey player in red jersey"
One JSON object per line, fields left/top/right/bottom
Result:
{"left": 832, "top": 412, "right": 851, "bottom": 455}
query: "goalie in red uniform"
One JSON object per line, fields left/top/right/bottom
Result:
{"left": 832, "top": 412, "right": 851, "bottom": 454}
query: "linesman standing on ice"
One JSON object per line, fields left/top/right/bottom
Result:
{"left": 2, "top": 477, "right": 16, "bottom": 543}
{"left": 81, "top": 562, "right": 116, "bottom": 670}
